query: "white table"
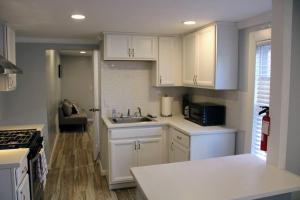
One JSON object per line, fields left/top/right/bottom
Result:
{"left": 131, "top": 154, "right": 300, "bottom": 200}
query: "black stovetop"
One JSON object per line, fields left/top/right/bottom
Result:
{"left": 0, "top": 129, "right": 40, "bottom": 149}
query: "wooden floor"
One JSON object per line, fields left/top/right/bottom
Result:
{"left": 44, "top": 125, "right": 136, "bottom": 200}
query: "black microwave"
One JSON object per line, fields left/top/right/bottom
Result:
{"left": 187, "top": 103, "right": 225, "bottom": 126}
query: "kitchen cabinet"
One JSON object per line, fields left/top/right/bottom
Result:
{"left": 103, "top": 33, "right": 158, "bottom": 60}
{"left": 153, "top": 36, "right": 182, "bottom": 86}
{"left": 182, "top": 32, "right": 197, "bottom": 86}
{"left": 169, "top": 141, "right": 189, "bottom": 162}
{"left": 182, "top": 22, "right": 238, "bottom": 89}
{"left": 0, "top": 24, "right": 17, "bottom": 91}
{"left": 0, "top": 151, "right": 30, "bottom": 200}
{"left": 110, "top": 139, "right": 137, "bottom": 183}
{"left": 168, "top": 127, "right": 235, "bottom": 162}
{"left": 108, "top": 126, "right": 165, "bottom": 189}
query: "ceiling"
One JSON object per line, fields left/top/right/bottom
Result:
{"left": 0, "top": 0, "right": 272, "bottom": 40}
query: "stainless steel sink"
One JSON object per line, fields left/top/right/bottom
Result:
{"left": 109, "top": 117, "right": 154, "bottom": 124}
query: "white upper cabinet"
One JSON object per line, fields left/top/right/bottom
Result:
{"left": 182, "top": 32, "right": 197, "bottom": 86}
{"left": 131, "top": 36, "right": 157, "bottom": 60}
{"left": 182, "top": 22, "right": 238, "bottom": 90}
{"left": 154, "top": 36, "right": 182, "bottom": 86}
{"left": 103, "top": 33, "right": 158, "bottom": 60}
{"left": 104, "top": 34, "right": 131, "bottom": 60}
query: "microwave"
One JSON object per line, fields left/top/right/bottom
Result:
{"left": 187, "top": 103, "right": 225, "bottom": 126}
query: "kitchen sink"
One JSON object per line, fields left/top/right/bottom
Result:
{"left": 109, "top": 117, "right": 154, "bottom": 124}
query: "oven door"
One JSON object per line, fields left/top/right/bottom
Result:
{"left": 29, "top": 149, "right": 44, "bottom": 200}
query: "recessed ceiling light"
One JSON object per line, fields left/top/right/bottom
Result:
{"left": 80, "top": 51, "right": 86, "bottom": 54}
{"left": 183, "top": 21, "right": 196, "bottom": 25}
{"left": 71, "top": 14, "right": 86, "bottom": 20}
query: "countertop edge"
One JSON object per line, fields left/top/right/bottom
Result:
{"left": 102, "top": 116, "right": 236, "bottom": 136}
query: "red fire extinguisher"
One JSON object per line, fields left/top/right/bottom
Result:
{"left": 259, "top": 106, "right": 270, "bottom": 151}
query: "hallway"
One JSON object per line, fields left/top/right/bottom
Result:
{"left": 44, "top": 126, "right": 136, "bottom": 200}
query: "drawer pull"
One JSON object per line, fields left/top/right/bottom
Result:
{"left": 177, "top": 136, "right": 182, "bottom": 140}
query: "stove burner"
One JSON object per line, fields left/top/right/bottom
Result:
{"left": 0, "top": 129, "right": 39, "bottom": 149}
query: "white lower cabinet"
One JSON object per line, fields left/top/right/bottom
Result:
{"left": 108, "top": 126, "right": 165, "bottom": 188}
{"left": 110, "top": 139, "right": 138, "bottom": 183}
{"left": 168, "top": 127, "right": 235, "bottom": 162}
{"left": 169, "top": 141, "right": 189, "bottom": 163}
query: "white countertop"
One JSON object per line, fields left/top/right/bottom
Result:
{"left": 102, "top": 115, "right": 235, "bottom": 136}
{"left": 0, "top": 148, "right": 29, "bottom": 169}
{"left": 131, "top": 154, "right": 300, "bottom": 200}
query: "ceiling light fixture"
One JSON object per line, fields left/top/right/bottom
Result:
{"left": 183, "top": 20, "right": 196, "bottom": 25}
{"left": 71, "top": 14, "right": 86, "bottom": 20}
{"left": 80, "top": 51, "right": 87, "bottom": 54}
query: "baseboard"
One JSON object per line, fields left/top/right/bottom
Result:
{"left": 109, "top": 182, "right": 136, "bottom": 190}
{"left": 48, "top": 131, "right": 60, "bottom": 169}
{"left": 98, "top": 159, "right": 107, "bottom": 176}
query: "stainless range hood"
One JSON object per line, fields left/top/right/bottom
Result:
{"left": 0, "top": 55, "right": 22, "bottom": 74}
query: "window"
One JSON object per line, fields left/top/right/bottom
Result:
{"left": 252, "top": 41, "right": 271, "bottom": 159}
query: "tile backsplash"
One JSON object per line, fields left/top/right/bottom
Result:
{"left": 101, "top": 60, "right": 187, "bottom": 117}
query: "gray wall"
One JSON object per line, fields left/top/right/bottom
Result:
{"left": 60, "top": 55, "right": 93, "bottom": 119}
{"left": 0, "top": 42, "right": 97, "bottom": 161}
{"left": 45, "top": 49, "right": 61, "bottom": 161}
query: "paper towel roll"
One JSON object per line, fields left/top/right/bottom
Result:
{"left": 161, "top": 96, "right": 173, "bottom": 117}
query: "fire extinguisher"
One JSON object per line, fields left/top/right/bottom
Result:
{"left": 259, "top": 106, "right": 270, "bottom": 151}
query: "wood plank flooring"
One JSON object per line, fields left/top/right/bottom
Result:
{"left": 44, "top": 125, "right": 136, "bottom": 200}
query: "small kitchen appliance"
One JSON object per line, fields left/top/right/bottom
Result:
{"left": 188, "top": 102, "right": 225, "bottom": 126}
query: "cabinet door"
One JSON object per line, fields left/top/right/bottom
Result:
{"left": 6, "top": 26, "right": 16, "bottom": 64}
{"left": 104, "top": 34, "right": 131, "bottom": 60}
{"left": 170, "top": 141, "right": 189, "bottom": 163}
{"left": 109, "top": 139, "right": 137, "bottom": 183}
{"left": 131, "top": 36, "right": 157, "bottom": 60}
{"left": 17, "top": 174, "right": 30, "bottom": 200}
{"left": 138, "top": 137, "right": 162, "bottom": 166}
{"left": 158, "top": 37, "right": 181, "bottom": 86}
{"left": 182, "top": 32, "right": 196, "bottom": 86}
{"left": 195, "top": 25, "right": 216, "bottom": 87}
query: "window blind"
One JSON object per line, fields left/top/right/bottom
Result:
{"left": 252, "top": 41, "right": 271, "bottom": 159}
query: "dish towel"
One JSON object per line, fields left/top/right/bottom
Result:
{"left": 37, "top": 148, "right": 48, "bottom": 189}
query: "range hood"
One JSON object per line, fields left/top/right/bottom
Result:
{"left": 0, "top": 55, "right": 22, "bottom": 74}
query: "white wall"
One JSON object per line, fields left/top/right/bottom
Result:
{"left": 189, "top": 24, "right": 271, "bottom": 154}
{"left": 45, "top": 49, "right": 61, "bottom": 162}
{"left": 101, "top": 60, "right": 187, "bottom": 118}
{"left": 60, "top": 55, "right": 94, "bottom": 118}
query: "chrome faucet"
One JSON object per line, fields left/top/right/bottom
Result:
{"left": 137, "top": 107, "right": 142, "bottom": 117}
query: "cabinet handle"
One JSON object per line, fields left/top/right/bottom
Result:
{"left": 195, "top": 75, "right": 198, "bottom": 85}
{"left": 177, "top": 136, "right": 182, "bottom": 140}
{"left": 138, "top": 142, "right": 140, "bottom": 150}
{"left": 193, "top": 75, "right": 196, "bottom": 85}
{"left": 171, "top": 142, "right": 174, "bottom": 151}
{"left": 132, "top": 48, "right": 135, "bottom": 57}
{"left": 128, "top": 48, "right": 131, "bottom": 57}
{"left": 134, "top": 142, "right": 137, "bottom": 150}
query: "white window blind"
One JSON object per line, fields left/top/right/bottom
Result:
{"left": 252, "top": 41, "right": 271, "bottom": 159}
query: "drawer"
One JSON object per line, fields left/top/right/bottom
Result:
{"left": 110, "top": 127, "right": 163, "bottom": 139}
{"left": 170, "top": 128, "right": 190, "bottom": 148}
{"left": 15, "top": 155, "right": 28, "bottom": 187}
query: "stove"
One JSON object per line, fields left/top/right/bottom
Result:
{"left": 0, "top": 129, "right": 40, "bottom": 150}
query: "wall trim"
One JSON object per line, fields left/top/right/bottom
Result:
{"left": 16, "top": 36, "right": 99, "bottom": 45}
{"left": 237, "top": 11, "right": 272, "bottom": 30}
{"left": 48, "top": 130, "right": 60, "bottom": 169}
